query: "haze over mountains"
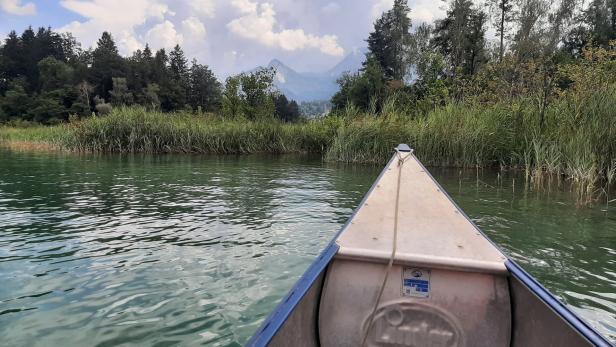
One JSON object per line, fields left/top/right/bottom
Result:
{"left": 255, "top": 48, "right": 366, "bottom": 102}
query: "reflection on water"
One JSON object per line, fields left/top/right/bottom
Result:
{"left": 431, "top": 167, "right": 616, "bottom": 342}
{"left": 0, "top": 150, "right": 614, "bottom": 345}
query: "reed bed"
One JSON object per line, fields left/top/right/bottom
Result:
{"left": 2, "top": 86, "right": 615, "bottom": 205}
{"left": 60, "top": 107, "right": 339, "bottom": 155}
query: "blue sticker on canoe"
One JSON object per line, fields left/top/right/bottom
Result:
{"left": 402, "top": 268, "right": 430, "bottom": 298}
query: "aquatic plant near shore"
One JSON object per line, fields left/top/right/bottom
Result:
{"left": 1, "top": 84, "right": 615, "bottom": 206}
{"left": 61, "top": 107, "right": 338, "bottom": 154}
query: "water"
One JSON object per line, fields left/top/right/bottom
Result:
{"left": 0, "top": 149, "right": 614, "bottom": 345}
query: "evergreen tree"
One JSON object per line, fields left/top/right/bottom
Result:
{"left": 432, "top": 0, "right": 488, "bottom": 76}
{"left": 489, "top": 0, "right": 515, "bottom": 62}
{"left": 188, "top": 59, "right": 222, "bottom": 112}
{"left": 90, "top": 32, "right": 125, "bottom": 100}
{"left": 367, "top": 0, "right": 412, "bottom": 81}
{"left": 273, "top": 94, "right": 300, "bottom": 122}
{"left": 167, "top": 44, "right": 189, "bottom": 109}
{"left": 0, "top": 32, "right": 22, "bottom": 93}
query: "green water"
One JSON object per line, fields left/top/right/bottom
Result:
{"left": 0, "top": 149, "right": 614, "bottom": 345}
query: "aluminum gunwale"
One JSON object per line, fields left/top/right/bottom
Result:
{"left": 413, "top": 151, "right": 612, "bottom": 346}
{"left": 506, "top": 260, "right": 612, "bottom": 347}
{"left": 246, "top": 144, "right": 612, "bottom": 346}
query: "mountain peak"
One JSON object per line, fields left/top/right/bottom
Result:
{"left": 250, "top": 52, "right": 365, "bottom": 102}
{"left": 268, "top": 59, "right": 285, "bottom": 68}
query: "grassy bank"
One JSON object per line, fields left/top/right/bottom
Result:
{"left": 2, "top": 89, "right": 615, "bottom": 204}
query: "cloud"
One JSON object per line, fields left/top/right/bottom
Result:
{"left": 0, "top": 0, "right": 35, "bottom": 15}
{"left": 182, "top": 17, "right": 206, "bottom": 39}
{"left": 231, "top": 0, "right": 257, "bottom": 14}
{"left": 187, "top": 0, "right": 215, "bottom": 18}
{"left": 180, "top": 16, "right": 207, "bottom": 56}
{"left": 227, "top": 2, "right": 344, "bottom": 56}
{"left": 371, "top": 0, "right": 392, "bottom": 19}
{"left": 371, "top": 0, "right": 444, "bottom": 23}
{"left": 58, "top": 0, "right": 172, "bottom": 54}
{"left": 145, "top": 20, "right": 183, "bottom": 50}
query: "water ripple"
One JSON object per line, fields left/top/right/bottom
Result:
{"left": 1, "top": 152, "right": 614, "bottom": 345}
{"left": 0, "top": 151, "right": 376, "bottom": 346}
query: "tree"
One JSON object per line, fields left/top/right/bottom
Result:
{"left": 142, "top": 83, "right": 161, "bottom": 110}
{"left": 0, "top": 79, "right": 32, "bottom": 121}
{"left": 432, "top": 0, "right": 488, "bottom": 76}
{"left": 188, "top": 59, "right": 222, "bottom": 112}
{"left": 222, "top": 68, "right": 276, "bottom": 120}
{"left": 168, "top": 44, "right": 189, "bottom": 107}
{"left": 582, "top": 0, "right": 616, "bottom": 46}
{"left": 273, "top": 94, "right": 301, "bottom": 122}
{"left": 70, "top": 81, "right": 94, "bottom": 116}
{"left": 511, "top": 0, "right": 550, "bottom": 61}
{"left": 90, "top": 32, "right": 125, "bottom": 100}
{"left": 465, "top": 9, "right": 489, "bottom": 75}
{"left": 110, "top": 77, "right": 134, "bottom": 106}
{"left": 367, "top": 0, "right": 412, "bottom": 81}
{"left": 331, "top": 57, "right": 387, "bottom": 112}
{"left": 38, "top": 57, "right": 73, "bottom": 92}
{"left": 489, "top": 0, "right": 515, "bottom": 62}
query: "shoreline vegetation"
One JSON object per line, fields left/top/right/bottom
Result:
{"left": 2, "top": 0, "right": 616, "bottom": 206}
{"left": 2, "top": 81, "right": 615, "bottom": 205}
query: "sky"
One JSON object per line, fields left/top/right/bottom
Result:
{"left": 0, "top": 0, "right": 447, "bottom": 77}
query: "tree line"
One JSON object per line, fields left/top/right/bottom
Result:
{"left": 332, "top": 0, "right": 616, "bottom": 117}
{"left": 0, "top": 28, "right": 299, "bottom": 123}
{"left": 1, "top": 0, "right": 614, "bottom": 125}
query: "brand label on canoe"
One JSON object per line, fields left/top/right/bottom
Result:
{"left": 402, "top": 268, "right": 430, "bottom": 298}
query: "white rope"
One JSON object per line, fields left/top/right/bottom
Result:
{"left": 361, "top": 147, "right": 413, "bottom": 347}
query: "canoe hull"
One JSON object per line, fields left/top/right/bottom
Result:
{"left": 247, "top": 145, "right": 611, "bottom": 347}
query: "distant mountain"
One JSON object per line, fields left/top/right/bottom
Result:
{"left": 252, "top": 49, "right": 366, "bottom": 102}
{"left": 327, "top": 47, "right": 367, "bottom": 77}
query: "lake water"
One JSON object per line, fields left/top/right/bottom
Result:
{"left": 0, "top": 149, "right": 614, "bottom": 345}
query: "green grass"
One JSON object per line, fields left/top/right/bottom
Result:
{"left": 60, "top": 108, "right": 339, "bottom": 154}
{"left": 0, "top": 124, "right": 68, "bottom": 147}
{"left": 2, "top": 86, "right": 615, "bottom": 204}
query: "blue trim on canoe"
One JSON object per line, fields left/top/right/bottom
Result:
{"left": 417, "top": 156, "right": 612, "bottom": 346}
{"left": 247, "top": 145, "right": 613, "bottom": 346}
{"left": 415, "top": 155, "right": 611, "bottom": 346}
{"left": 245, "top": 242, "right": 339, "bottom": 347}
{"left": 246, "top": 153, "right": 399, "bottom": 347}
{"left": 506, "top": 260, "right": 612, "bottom": 347}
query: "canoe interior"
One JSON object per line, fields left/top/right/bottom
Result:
{"left": 259, "top": 263, "right": 605, "bottom": 347}
{"left": 246, "top": 146, "right": 611, "bottom": 347}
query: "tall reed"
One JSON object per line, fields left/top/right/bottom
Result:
{"left": 2, "top": 84, "right": 615, "bottom": 205}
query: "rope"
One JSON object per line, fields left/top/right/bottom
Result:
{"left": 360, "top": 147, "right": 413, "bottom": 347}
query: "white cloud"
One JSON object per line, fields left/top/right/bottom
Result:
{"left": 231, "top": 0, "right": 257, "bottom": 14}
{"left": 58, "top": 0, "right": 172, "bottom": 54}
{"left": 371, "top": 0, "right": 392, "bottom": 19}
{"left": 0, "top": 0, "right": 35, "bottom": 15}
{"left": 187, "top": 0, "right": 215, "bottom": 18}
{"left": 371, "top": 0, "right": 444, "bottom": 23}
{"left": 182, "top": 17, "right": 206, "bottom": 39}
{"left": 409, "top": 0, "right": 445, "bottom": 23}
{"left": 180, "top": 16, "right": 207, "bottom": 56}
{"left": 227, "top": 2, "right": 344, "bottom": 56}
{"left": 145, "top": 20, "right": 183, "bottom": 50}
